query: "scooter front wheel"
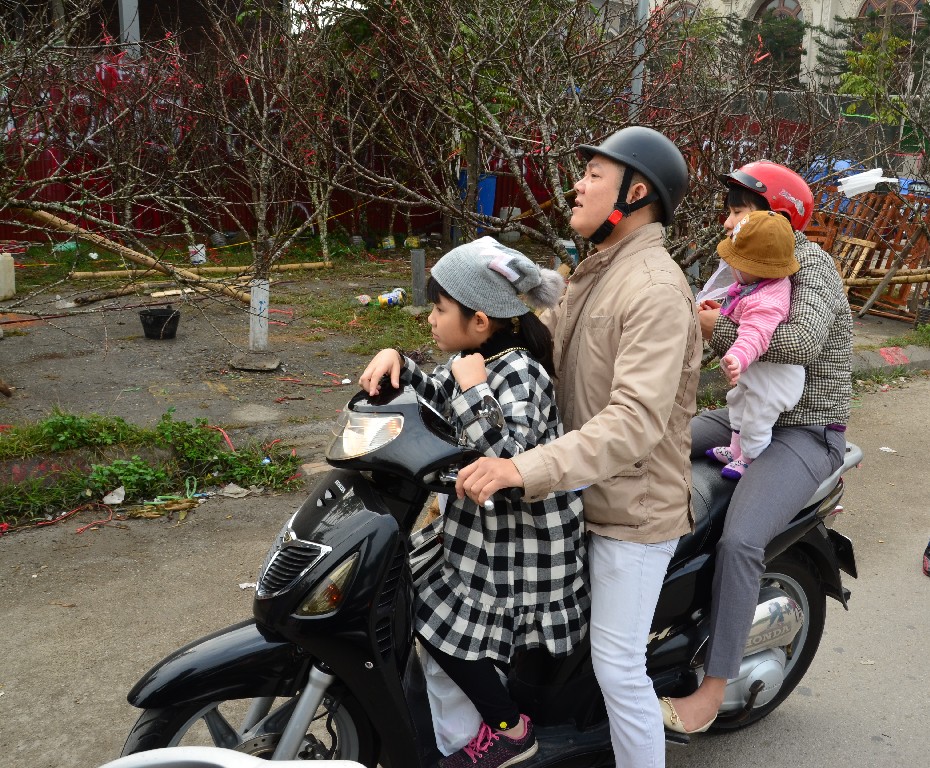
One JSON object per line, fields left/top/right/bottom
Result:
{"left": 122, "top": 693, "right": 378, "bottom": 763}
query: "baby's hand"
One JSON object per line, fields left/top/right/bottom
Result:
{"left": 721, "top": 354, "right": 742, "bottom": 385}
{"left": 359, "top": 348, "right": 403, "bottom": 395}
{"left": 450, "top": 353, "right": 487, "bottom": 391}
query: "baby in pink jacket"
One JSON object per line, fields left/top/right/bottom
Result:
{"left": 708, "top": 210, "right": 805, "bottom": 480}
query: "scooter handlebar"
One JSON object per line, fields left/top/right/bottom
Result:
{"left": 483, "top": 487, "right": 524, "bottom": 511}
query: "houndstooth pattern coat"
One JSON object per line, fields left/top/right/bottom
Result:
{"left": 402, "top": 345, "right": 590, "bottom": 664}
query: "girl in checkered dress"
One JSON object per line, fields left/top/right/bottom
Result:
{"left": 360, "top": 238, "right": 590, "bottom": 768}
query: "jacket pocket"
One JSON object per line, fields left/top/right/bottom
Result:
{"left": 616, "top": 458, "right": 647, "bottom": 477}
{"left": 584, "top": 314, "right": 614, "bottom": 333}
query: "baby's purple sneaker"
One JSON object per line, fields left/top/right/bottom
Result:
{"left": 721, "top": 459, "right": 750, "bottom": 481}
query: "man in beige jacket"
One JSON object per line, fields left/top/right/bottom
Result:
{"left": 457, "top": 126, "right": 702, "bottom": 767}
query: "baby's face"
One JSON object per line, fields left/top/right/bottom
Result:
{"left": 730, "top": 265, "right": 763, "bottom": 285}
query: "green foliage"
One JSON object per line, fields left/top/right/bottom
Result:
{"left": 839, "top": 31, "right": 909, "bottom": 124}
{"left": 0, "top": 410, "right": 304, "bottom": 528}
{"left": 885, "top": 320, "right": 930, "bottom": 348}
{"left": 86, "top": 456, "right": 172, "bottom": 500}
{"left": 37, "top": 410, "right": 141, "bottom": 453}
{"left": 0, "top": 472, "right": 89, "bottom": 524}
{"left": 154, "top": 409, "right": 304, "bottom": 489}
{"left": 740, "top": 12, "right": 806, "bottom": 85}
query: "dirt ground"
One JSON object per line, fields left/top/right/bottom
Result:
{"left": 0, "top": 273, "right": 405, "bottom": 459}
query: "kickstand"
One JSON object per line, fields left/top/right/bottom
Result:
{"left": 715, "top": 679, "right": 766, "bottom": 726}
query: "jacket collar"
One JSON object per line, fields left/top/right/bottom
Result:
{"left": 573, "top": 222, "right": 667, "bottom": 279}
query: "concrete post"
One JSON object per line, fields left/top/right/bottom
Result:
{"left": 117, "top": 0, "right": 141, "bottom": 57}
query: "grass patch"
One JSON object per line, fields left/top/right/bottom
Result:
{"left": 0, "top": 409, "right": 304, "bottom": 529}
{"left": 852, "top": 366, "right": 911, "bottom": 393}
{"left": 294, "top": 290, "right": 433, "bottom": 357}
{"left": 697, "top": 390, "right": 727, "bottom": 410}
{"left": 281, "top": 242, "right": 436, "bottom": 355}
{"left": 884, "top": 322, "right": 930, "bottom": 349}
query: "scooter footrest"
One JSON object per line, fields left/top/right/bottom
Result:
{"left": 664, "top": 731, "right": 691, "bottom": 746}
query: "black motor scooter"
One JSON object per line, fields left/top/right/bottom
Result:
{"left": 121, "top": 383, "right": 860, "bottom": 764}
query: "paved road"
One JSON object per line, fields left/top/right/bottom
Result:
{"left": 1, "top": 377, "right": 928, "bottom": 768}
{"left": 668, "top": 376, "right": 930, "bottom": 767}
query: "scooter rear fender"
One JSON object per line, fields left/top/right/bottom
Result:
{"left": 127, "top": 620, "right": 312, "bottom": 709}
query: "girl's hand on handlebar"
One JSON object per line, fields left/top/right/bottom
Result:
{"left": 359, "top": 349, "right": 403, "bottom": 396}
{"left": 456, "top": 457, "right": 524, "bottom": 506}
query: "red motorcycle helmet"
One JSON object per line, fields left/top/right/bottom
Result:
{"left": 719, "top": 160, "right": 814, "bottom": 232}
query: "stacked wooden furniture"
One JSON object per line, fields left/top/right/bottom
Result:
{"left": 811, "top": 189, "right": 930, "bottom": 320}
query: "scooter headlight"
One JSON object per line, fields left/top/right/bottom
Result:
{"left": 327, "top": 410, "right": 403, "bottom": 460}
{"left": 296, "top": 552, "right": 359, "bottom": 616}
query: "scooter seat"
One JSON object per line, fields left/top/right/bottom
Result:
{"left": 672, "top": 458, "right": 732, "bottom": 564}
{"left": 673, "top": 441, "right": 863, "bottom": 565}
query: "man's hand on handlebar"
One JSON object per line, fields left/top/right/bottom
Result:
{"left": 359, "top": 349, "right": 404, "bottom": 396}
{"left": 456, "top": 457, "right": 525, "bottom": 506}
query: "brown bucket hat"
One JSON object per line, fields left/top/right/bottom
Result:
{"left": 716, "top": 210, "right": 799, "bottom": 279}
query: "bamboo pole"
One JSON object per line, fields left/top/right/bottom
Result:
{"left": 15, "top": 209, "right": 251, "bottom": 304}
{"left": 845, "top": 273, "right": 930, "bottom": 287}
{"left": 859, "top": 266, "right": 930, "bottom": 279}
{"left": 70, "top": 260, "right": 332, "bottom": 280}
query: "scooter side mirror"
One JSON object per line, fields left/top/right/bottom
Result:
{"left": 476, "top": 395, "right": 504, "bottom": 430}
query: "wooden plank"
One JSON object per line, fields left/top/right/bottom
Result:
{"left": 13, "top": 209, "right": 251, "bottom": 304}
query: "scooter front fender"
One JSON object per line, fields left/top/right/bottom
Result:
{"left": 127, "top": 620, "right": 312, "bottom": 709}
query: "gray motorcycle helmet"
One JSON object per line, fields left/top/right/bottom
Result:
{"left": 578, "top": 126, "right": 689, "bottom": 227}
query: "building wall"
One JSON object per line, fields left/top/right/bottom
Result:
{"left": 676, "top": 0, "right": 873, "bottom": 79}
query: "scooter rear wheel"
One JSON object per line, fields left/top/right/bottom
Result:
{"left": 121, "top": 693, "right": 378, "bottom": 762}
{"left": 711, "top": 550, "right": 826, "bottom": 730}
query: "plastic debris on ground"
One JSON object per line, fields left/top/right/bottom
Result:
{"left": 102, "top": 486, "right": 126, "bottom": 505}
{"left": 218, "top": 483, "right": 264, "bottom": 498}
{"left": 377, "top": 287, "right": 408, "bottom": 307}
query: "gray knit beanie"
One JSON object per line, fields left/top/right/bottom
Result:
{"left": 430, "top": 236, "right": 566, "bottom": 318}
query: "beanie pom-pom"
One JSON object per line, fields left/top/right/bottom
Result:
{"left": 524, "top": 269, "right": 565, "bottom": 310}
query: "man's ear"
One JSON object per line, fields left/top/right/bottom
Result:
{"left": 627, "top": 181, "right": 649, "bottom": 204}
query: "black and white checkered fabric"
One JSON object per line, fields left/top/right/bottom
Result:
{"left": 402, "top": 349, "right": 590, "bottom": 664}
{"left": 712, "top": 232, "right": 852, "bottom": 427}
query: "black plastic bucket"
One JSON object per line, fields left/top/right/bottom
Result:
{"left": 139, "top": 306, "right": 180, "bottom": 340}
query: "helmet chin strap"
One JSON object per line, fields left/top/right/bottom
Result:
{"left": 588, "top": 167, "right": 660, "bottom": 245}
